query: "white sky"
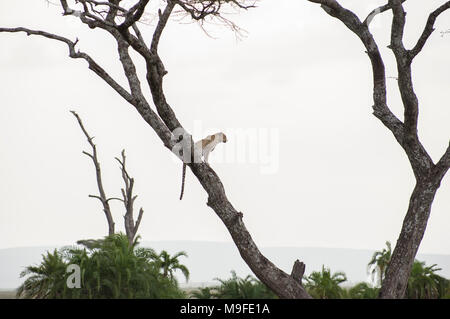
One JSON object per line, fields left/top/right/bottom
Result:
{"left": 0, "top": 0, "right": 449, "bottom": 254}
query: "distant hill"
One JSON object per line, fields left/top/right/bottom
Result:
{"left": 1, "top": 241, "right": 449, "bottom": 289}
{"left": 0, "top": 290, "right": 16, "bottom": 299}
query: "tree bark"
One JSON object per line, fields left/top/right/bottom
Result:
{"left": 0, "top": 1, "right": 312, "bottom": 299}
{"left": 379, "top": 180, "right": 440, "bottom": 298}
{"left": 71, "top": 111, "right": 115, "bottom": 236}
{"left": 308, "top": 0, "right": 450, "bottom": 298}
{"left": 190, "top": 163, "right": 312, "bottom": 298}
{"left": 116, "top": 150, "right": 145, "bottom": 246}
{"left": 2, "top": 0, "right": 449, "bottom": 300}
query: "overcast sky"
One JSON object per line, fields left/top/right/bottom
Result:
{"left": 0, "top": 0, "right": 449, "bottom": 255}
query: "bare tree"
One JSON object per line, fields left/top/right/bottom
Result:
{"left": 307, "top": 0, "right": 450, "bottom": 298}
{"left": 4, "top": 0, "right": 447, "bottom": 299}
{"left": 116, "top": 149, "right": 144, "bottom": 245}
{"left": 0, "top": 0, "right": 311, "bottom": 299}
{"left": 71, "top": 110, "right": 116, "bottom": 236}
{"left": 71, "top": 111, "right": 144, "bottom": 245}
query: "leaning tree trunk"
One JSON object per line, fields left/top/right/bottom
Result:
{"left": 191, "top": 164, "right": 310, "bottom": 298}
{"left": 380, "top": 177, "right": 443, "bottom": 298}
{"left": 0, "top": 0, "right": 312, "bottom": 299}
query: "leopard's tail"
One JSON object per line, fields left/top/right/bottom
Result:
{"left": 179, "top": 163, "right": 187, "bottom": 200}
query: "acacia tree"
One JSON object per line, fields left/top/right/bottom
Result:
{"left": 304, "top": 266, "right": 347, "bottom": 299}
{"left": 0, "top": 0, "right": 310, "bottom": 299}
{"left": 307, "top": 0, "right": 450, "bottom": 298}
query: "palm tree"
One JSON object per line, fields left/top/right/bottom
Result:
{"left": 88, "top": 233, "right": 144, "bottom": 298}
{"left": 17, "top": 249, "right": 68, "bottom": 299}
{"left": 251, "top": 280, "right": 278, "bottom": 299}
{"left": 214, "top": 271, "right": 242, "bottom": 299}
{"left": 152, "top": 250, "right": 190, "bottom": 283}
{"left": 348, "top": 282, "right": 379, "bottom": 299}
{"left": 367, "top": 241, "right": 392, "bottom": 286}
{"left": 303, "top": 265, "right": 347, "bottom": 299}
{"left": 406, "top": 260, "right": 450, "bottom": 299}
{"left": 17, "top": 233, "right": 186, "bottom": 299}
{"left": 213, "top": 271, "right": 277, "bottom": 299}
{"left": 81, "top": 233, "right": 184, "bottom": 298}
{"left": 191, "top": 286, "right": 216, "bottom": 299}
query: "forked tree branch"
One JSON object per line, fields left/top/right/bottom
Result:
{"left": 306, "top": 0, "right": 437, "bottom": 178}
{"left": 119, "top": 0, "right": 150, "bottom": 31}
{"left": 151, "top": 1, "right": 176, "bottom": 52}
{"left": 434, "top": 143, "right": 450, "bottom": 181}
{"left": 307, "top": 0, "right": 450, "bottom": 299}
{"left": 306, "top": 1, "right": 402, "bottom": 138}
{"left": 2, "top": 0, "right": 314, "bottom": 299}
{"left": 410, "top": 1, "right": 450, "bottom": 59}
{"left": 0, "top": 27, "right": 134, "bottom": 104}
{"left": 71, "top": 110, "right": 115, "bottom": 235}
{"left": 389, "top": 0, "right": 407, "bottom": 54}
{"left": 72, "top": 111, "right": 145, "bottom": 243}
{"left": 363, "top": 0, "right": 406, "bottom": 26}
{"left": 0, "top": 25, "right": 174, "bottom": 152}
{"left": 388, "top": 0, "right": 421, "bottom": 146}
{"left": 104, "top": 0, "right": 123, "bottom": 22}
{"left": 115, "top": 150, "right": 145, "bottom": 245}
{"left": 61, "top": 0, "right": 309, "bottom": 299}
{"left": 174, "top": 0, "right": 256, "bottom": 21}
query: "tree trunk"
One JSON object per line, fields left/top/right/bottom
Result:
{"left": 379, "top": 180, "right": 440, "bottom": 298}
{"left": 3, "top": 0, "right": 448, "bottom": 300}
{"left": 306, "top": 0, "right": 450, "bottom": 299}
{"left": 191, "top": 164, "right": 311, "bottom": 299}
